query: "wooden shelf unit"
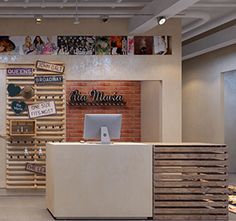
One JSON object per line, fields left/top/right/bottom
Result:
{"left": 6, "top": 63, "right": 65, "bottom": 189}
{"left": 10, "top": 120, "right": 36, "bottom": 137}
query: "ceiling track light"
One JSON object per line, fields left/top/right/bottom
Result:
{"left": 73, "top": 0, "right": 80, "bottom": 24}
{"left": 60, "top": 0, "right": 68, "bottom": 8}
{"left": 35, "top": 15, "right": 43, "bottom": 24}
{"left": 41, "top": 0, "right": 46, "bottom": 8}
{"left": 74, "top": 16, "right": 80, "bottom": 25}
{"left": 157, "top": 16, "right": 167, "bottom": 25}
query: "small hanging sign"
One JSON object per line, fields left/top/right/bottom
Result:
{"left": 7, "top": 84, "right": 21, "bottom": 97}
{"left": 28, "top": 101, "right": 56, "bottom": 118}
{"left": 36, "top": 60, "right": 65, "bottom": 74}
{"left": 25, "top": 163, "right": 46, "bottom": 175}
{"left": 35, "top": 75, "right": 63, "bottom": 84}
{"left": 6, "top": 68, "right": 33, "bottom": 76}
{"left": 11, "top": 101, "right": 26, "bottom": 115}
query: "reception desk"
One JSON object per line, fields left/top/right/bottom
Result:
{"left": 46, "top": 142, "right": 152, "bottom": 219}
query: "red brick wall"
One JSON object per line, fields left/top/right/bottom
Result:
{"left": 66, "top": 81, "right": 141, "bottom": 142}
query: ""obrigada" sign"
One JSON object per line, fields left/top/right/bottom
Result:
{"left": 35, "top": 75, "right": 63, "bottom": 84}
{"left": 69, "top": 89, "right": 126, "bottom": 106}
{"left": 36, "top": 60, "right": 65, "bottom": 74}
{"left": 7, "top": 68, "right": 33, "bottom": 76}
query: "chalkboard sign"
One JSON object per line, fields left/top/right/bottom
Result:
{"left": 28, "top": 101, "right": 56, "bottom": 118}
{"left": 35, "top": 75, "right": 63, "bottom": 84}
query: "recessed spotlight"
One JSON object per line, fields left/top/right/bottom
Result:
{"left": 158, "top": 16, "right": 167, "bottom": 25}
{"left": 35, "top": 16, "right": 43, "bottom": 24}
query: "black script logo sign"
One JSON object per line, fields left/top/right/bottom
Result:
{"left": 69, "top": 89, "right": 126, "bottom": 106}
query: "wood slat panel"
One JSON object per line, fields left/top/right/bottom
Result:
{"left": 6, "top": 63, "right": 65, "bottom": 189}
{"left": 154, "top": 194, "right": 228, "bottom": 201}
{"left": 154, "top": 153, "right": 227, "bottom": 160}
{"left": 154, "top": 181, "right": 227, "bottom": 187}
{"left": 154, "top": 147, "right": 227, "bottom": 153}
{"left": 154, "top": 167, "right": 227, "bottom": 173}
{"left": 154, "top": 215, "right": 227, "bottom": 220}
{"left": 153, "top": 144, "right": 228, "bottom": 221}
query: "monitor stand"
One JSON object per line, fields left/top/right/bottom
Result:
{"left": 101, "top": 127, "right": 111, "bottom": 144}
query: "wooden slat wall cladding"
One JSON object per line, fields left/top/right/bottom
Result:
{"left": 153, "top": 144, "right": 228, "bottom": 221}
{"left": 6, "top": 64, "right": 65, "bottom": 189}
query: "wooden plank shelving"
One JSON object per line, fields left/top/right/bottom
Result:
{"left": 6, "top": 63, "right": 65, "bottom": 189}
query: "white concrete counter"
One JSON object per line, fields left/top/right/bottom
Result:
{"left": 46, "top": 142, "right": 152, "bottom": 219}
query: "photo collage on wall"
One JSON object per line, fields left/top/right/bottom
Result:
{"left": 0, "top": 35, "right": 172, "bottom": 55}
{"left": 0, "top": 36, "right": 57, "bottom": 55}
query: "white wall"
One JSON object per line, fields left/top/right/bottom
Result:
{"left": 183, "top": 44, "right": 236, "bottom": 144}
{"left": 224, "top": 71, "right": 236, "bottom": 173}
{"left": 141, "top": 81, "right": 162, "bottom": 142}
{"left": 0, "top": 71, "right": 6, "bottom": 187}
{"left": 0, "top": 18, "right": 182, "bottom": 187}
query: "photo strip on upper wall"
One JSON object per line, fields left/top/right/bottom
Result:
{"left": 0, "top": 35, "right": 172, "bottom": 55}
{"left": 57, "top": 36, "right": 96, "bottom": 55}
{"left": 0, "top": 36, "right": 58, "bottom": 55}
{"left": 110, "top": 36, "right": 127, "bottom": 55}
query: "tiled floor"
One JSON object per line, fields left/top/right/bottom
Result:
{"left": 0, "top": 175, "right": 236, "bottom": 221}
{"left": 0, "top": 195, "right": 148, "bottom": 221}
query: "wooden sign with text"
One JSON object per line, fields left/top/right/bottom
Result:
{"left": 28, "top": 101, "right": 56, "bottom": 118}
{"left": 35, "top": 75, "right": 63, "bottom": 84}
{"left": 36, "top": 60, "right": 65, "bottom": 74}
{"left": 25, "top": 163, "right": 46, "bottom": 175}
{"left": 7, "top": 68, "right": 33, "bottom": 76}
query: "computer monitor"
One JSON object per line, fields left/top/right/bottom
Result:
{"left": 83, "top": 114, "right": 122, "bottom": 144}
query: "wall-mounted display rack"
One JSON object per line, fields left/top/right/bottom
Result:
{"left": 6, "top": 62, "right": 65, "bottom": 189}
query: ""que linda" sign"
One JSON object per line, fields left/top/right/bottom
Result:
{"left": 69, "top": 89, "right": 126, "bottom": 106}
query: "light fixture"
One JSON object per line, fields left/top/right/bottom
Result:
{"left": 101, "top": 15, "right": 109, "bottom": 23}
{"left": 74, "top": 16, "right": 80, "bottom": 25}
{"left": 41, "top": 0, "right": 46, "bottom": 8}
{"left": 158, "top": 16, "right": 166, "bottom": 25}
{"left": 35, "top": 16, "right": 43, "bottom": 24}
{"left": 24, "top": 0, "right": 29, "bottom": 8}
{"left": 73, "top": 0, "right": 80, "bottom": 24}
{"left": 112, "top": 0, "right": 122, "bottom": 8}
{"left": 60, "top": 0, "right": 68, "bottom": 8}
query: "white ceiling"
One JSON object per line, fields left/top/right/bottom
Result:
{"left": 1, "top": 0, "right": 236, "bottom": 58}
